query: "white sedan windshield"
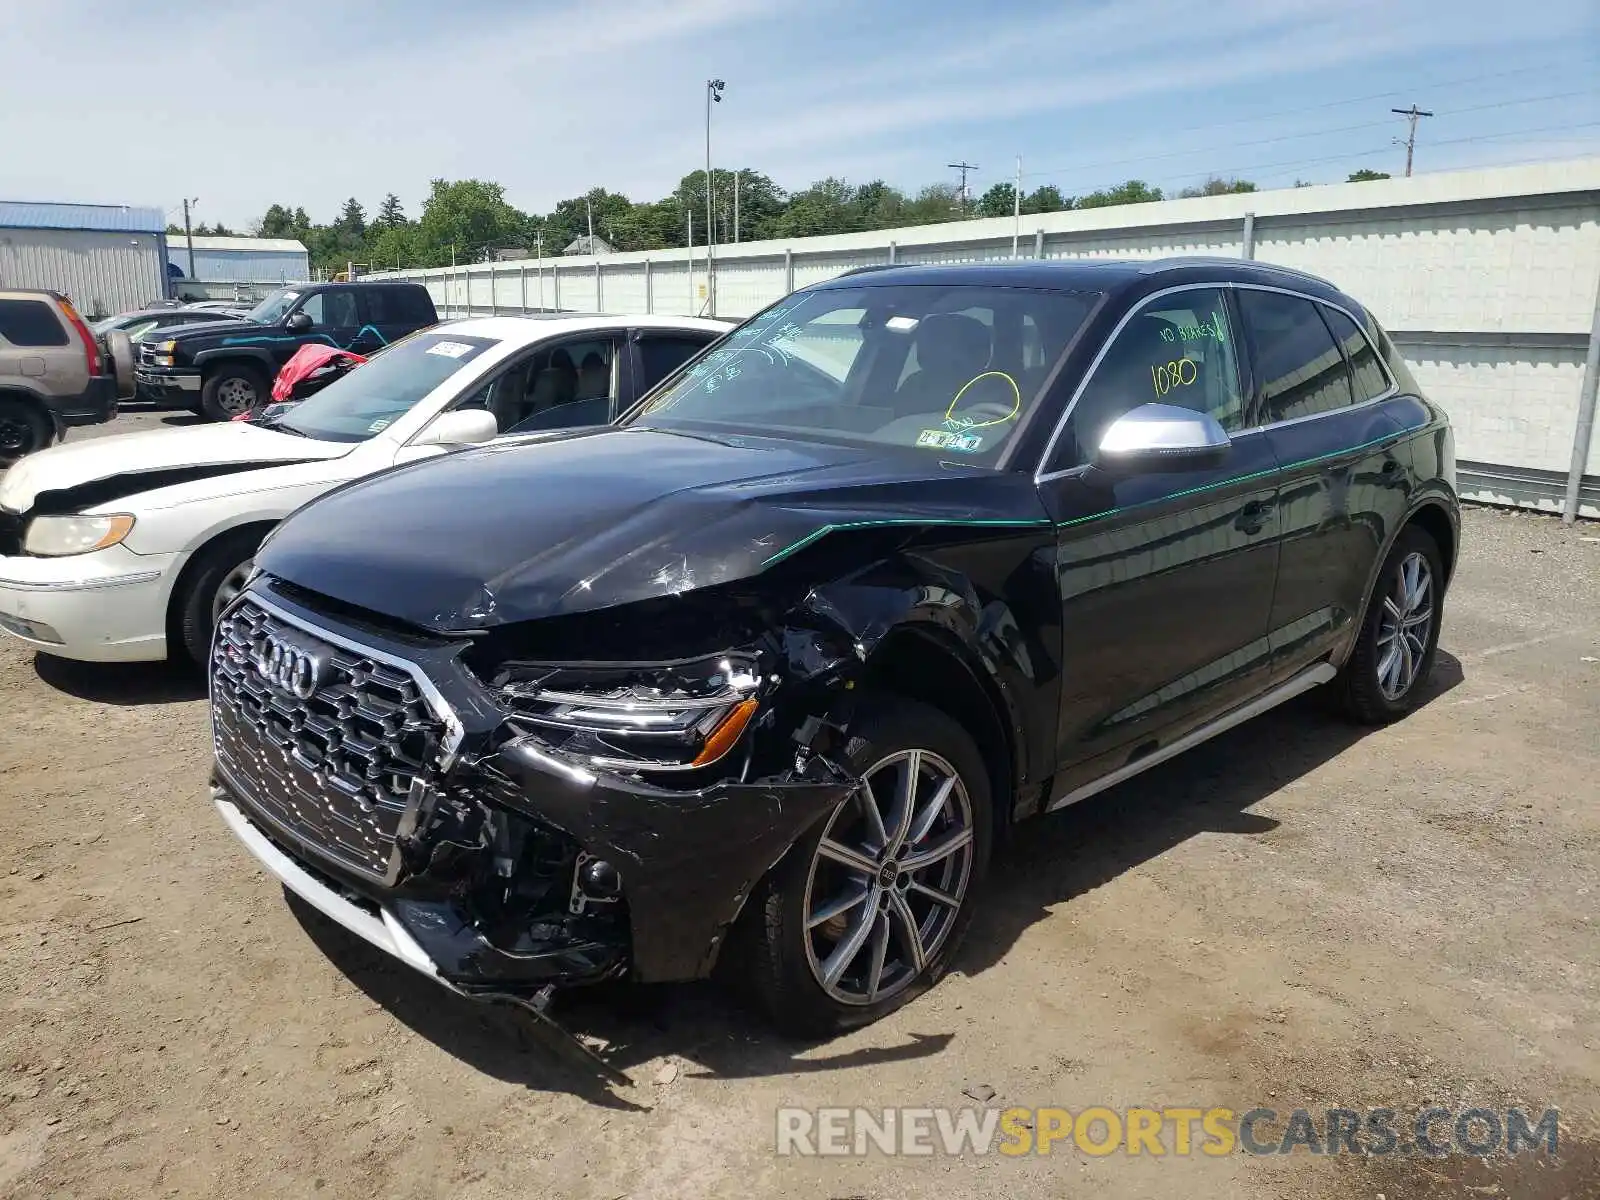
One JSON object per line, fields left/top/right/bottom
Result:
{"left": 277, "top": 333, "right": 500, "bottom": 443}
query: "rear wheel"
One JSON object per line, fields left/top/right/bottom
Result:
{"left": 741, "top": 696, "right": 991, "bottom": 1037}
{"left": 0, "top": 397, "right": 52, "bottom": 461}
{"left": 1337, "top": 525, "right": 1444, "bottom": 723}
{"left": 200, "top": 364, "right": 268, "bottom": 421}
{"left": 172, "top": 531, "right": 263, "bottom": 667}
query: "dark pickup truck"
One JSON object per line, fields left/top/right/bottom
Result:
{"left": 136, "top": 281, "right": 438, "bottom": 420}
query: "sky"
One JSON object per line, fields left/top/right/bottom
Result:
{"left": 4, "top": 0, "right": 1598, "bottom": 231}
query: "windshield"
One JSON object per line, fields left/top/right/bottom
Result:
{"left": 244, "top": 288, "right": 299, "bottom": 325}
{"left": 278, "top": 330, "right": 500, "bottom": 443}
{"left": 625, "top": 283, "right": 1102, "bottom": 465}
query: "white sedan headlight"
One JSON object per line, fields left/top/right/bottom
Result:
{"left": 24, "top": 514, "right": 137, "bottom": 557}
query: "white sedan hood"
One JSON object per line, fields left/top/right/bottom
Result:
{"left": 0, "top": 421, "right": 352, "bottom": 513}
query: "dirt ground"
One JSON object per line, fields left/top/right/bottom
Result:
{"left": 2, "top": 412, "right": 1597, "bottom": 1198}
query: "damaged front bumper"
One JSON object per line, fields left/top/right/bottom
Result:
{"left": 210, "top": 583, "right": 855, "bottom": 1007}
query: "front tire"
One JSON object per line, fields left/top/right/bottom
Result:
{"left": 172, "top": 531, "right": 262, "bottom": 667}
{"left": 200, "top": 365, "right": 268, "bottom": 422}
{"left": 741, "top": 695, "right": 992, "bottom": 1037}
{"left": 1337, "top": 524, "right": 1444, "bottom": 723}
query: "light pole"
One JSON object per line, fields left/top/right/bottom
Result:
{"left": 182, "top": 197, "right": 199, "bottom": 282}
{"left": 705, "top": 78, "right": 724, "bottom": 316}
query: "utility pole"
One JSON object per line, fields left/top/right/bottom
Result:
{"left": 705, "top": 78, "right": 725, "bottom": 316}
{"left": 182, "top": 197, "right": 198, "bottom": 281}
{"left": 1012, "top": 155, "right": 1022, "bottom": 258}
{"left": 948, "top": 161, "right": 978, "bottom": 215}
{"left": 1391, "top": 105, "right": 1433, "bottom": 177}
{"left": 586, "top": 196, "right": 595, "bottom": 250}
{"left": 733, "top": 171, "right": 740, "bottom": 244}
{"left": 686, "top": 208, "right": 695, "bottom": 312}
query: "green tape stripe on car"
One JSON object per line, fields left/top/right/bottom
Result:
{"left": 759, "top": 427, "right": 1415, "bottom": 569}
{"left": 761, "top": 518, "right": 1051, "bottom": 567}
{"left": 1054, "top": 428, "right": 1412, "bottom": 530}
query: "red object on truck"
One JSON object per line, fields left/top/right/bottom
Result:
{"left": 271, "top": 344, "right": 367, "bottom": 401}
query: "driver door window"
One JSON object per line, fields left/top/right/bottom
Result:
{"left": 298, "top": 291, "right": 359, "bottom": 332}
{"left": 492, "top": 335, "right": 623, "bottom": 434}
{"left": 1052, "top": 287, "right": 1245, "bottom": 470}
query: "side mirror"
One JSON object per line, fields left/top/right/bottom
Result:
{"left": 285, "top": 311, "right": 313, "bottom": 332}
{"left": 1094, "top": 403, "right": 1231, "bottom": 472}
{"left": 412, "top": 408, "right": 498, "bottom": 447}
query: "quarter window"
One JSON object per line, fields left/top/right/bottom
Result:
{"left": 1321, "top": 307, "right": 1391, "bottom": 404}
{"left": 0, "top": 299, "right": 69, "bottom": 347}
{"left": 1238, "top": 290, "right": 1352, "bottom": 423}
{"left": 1055, "top": 287, "right": 1245, "bottom": 468}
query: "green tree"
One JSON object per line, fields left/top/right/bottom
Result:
{"left": 417, "top": 179, "right": 529, "bottom": 266}
{"left": 852, "top": 180, "right": 907, "bottom": 230}
{"left": 366, "top": 221, "right": 423, "bottom": 271}
{"left": 1347, "top": 168, "right": 1391, "bottom": 182}
{"left": 1023, "top": 184, "right": 1070, "bottom": 214}
{"left": 975, "top": 182, "right": 1017, "bottom": 218}
{"left": 257, "top": 204, "right": 296, "bottom": 238}
{"left": 773, "top": 177, "right": 858, "bottom": 238}
{"left": 166, "top": 222, "right": 182, "bottom": 235}
{"left": 904, "top": 182, "right": 962, "bottom": 225}
{"left": 1077, "top": 179, "right": 1163, "bottom": 209}
{"left": 336, "top": 197, "right": 367, "bottom": 236}
{"left": 1175, "top": 177, "right": 1257, "bottom": 199}
{"left": 375, "top": 193, "right": 405, "bottom": 228}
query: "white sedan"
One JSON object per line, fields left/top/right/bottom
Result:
{"left": 0, "top": 314, "right": 729, "bottom": 664}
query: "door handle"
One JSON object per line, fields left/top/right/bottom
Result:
{"left": 1235, "top": 499, "right": 1274, "bottom": 535}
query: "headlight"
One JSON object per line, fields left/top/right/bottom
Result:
{"left": 156, "top": 339, "right": 177, "bottom": 353}
{"left": 496, "top": 653, "right": 762, "bottom": 772}
{"left": 24, "top": 513, "right": 136, "bottom": 557}
{"left": 153, "top": 355, "right": 175, "bottom": 367}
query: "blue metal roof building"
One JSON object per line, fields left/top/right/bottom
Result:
{"left": 0, "top": 200, "right": 171, "bottom": 316}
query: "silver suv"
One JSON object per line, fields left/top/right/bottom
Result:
{"left": 0, "top": 289, "right": 121, "bottom": 460}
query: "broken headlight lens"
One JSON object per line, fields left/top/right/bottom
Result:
{"left": 496, "top": 654, "right": 763, "bottom": 773}
{"left": 24, "top": 513, "right": 136, "bottom": 557}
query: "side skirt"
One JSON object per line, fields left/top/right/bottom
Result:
{"left": 1044, "top": 661, "right": 1337, "bottom": 813}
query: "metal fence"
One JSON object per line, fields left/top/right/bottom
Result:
{"left": 372, "top": 158, "right": 1600, "bottom": 520}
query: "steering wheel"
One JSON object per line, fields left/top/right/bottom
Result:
{"left": 950, "top": 400, "right": 1020, "bottom": 425}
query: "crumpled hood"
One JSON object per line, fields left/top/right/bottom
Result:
{"left": 0, "top": 421, "right": 349, "bottom": 514}
{"left": 255, "top": 427, "right": 1048, "bottom": 631}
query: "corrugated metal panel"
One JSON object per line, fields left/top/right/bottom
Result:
{"left": 0, "top": 201, "right": 165, "bottom": 233}
{"left": 169, "top": 246, "right": 310, "bottom": 284}
{"left": 0, "top": 227, "right": 167, "bottom": 316}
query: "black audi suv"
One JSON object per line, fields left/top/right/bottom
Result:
{"left": 208, "top": 259, "right": 1458, "bottom": 1036}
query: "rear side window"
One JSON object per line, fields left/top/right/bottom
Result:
{"left": 1321, "top": 306, "right": 1391, "bottom": 403}
{"left": 392, "top": 286, "right": 435, "bottom": 323}
{"left": 638, "top": 335, "right": 713, "bottom": 392}
{"left": 0, "top": 299, "right": 69, "bottom": 347}
{"left": 1238, "top": 290, "right": 1352, "bottom": 423}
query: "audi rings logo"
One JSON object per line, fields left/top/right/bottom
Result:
{"left": 251, "top": 633, "right": 325, "bottom": 699}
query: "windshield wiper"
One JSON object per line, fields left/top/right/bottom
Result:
{"left": 270, "top": 420, "right": 310, "bottom": 438}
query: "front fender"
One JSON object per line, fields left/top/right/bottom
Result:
{"left": 799, "top": 548, "right": 1058, "bottom": 804}
{"left": 191, "top": 346, "right": 279, "bottom": 375}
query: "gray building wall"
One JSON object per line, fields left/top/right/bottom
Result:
{"left": 0, "top": 224, "right": 168, "bottom": 317}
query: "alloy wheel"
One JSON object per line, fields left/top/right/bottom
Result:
{"left": 1376, "top": 550, "right": 1433, "bottom": 700}
{"left": 0, "top": 415, "right": 32, "bottom": 455}
{"left": 802, "top": 748, "right": 975, "bottom": 1006}
{"left": 216, "top": 377, "right": 257, "bottom": 414}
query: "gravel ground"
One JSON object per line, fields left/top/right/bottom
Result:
{"left": 1, "top": 412, "right": 1597, "bottom": 1198}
